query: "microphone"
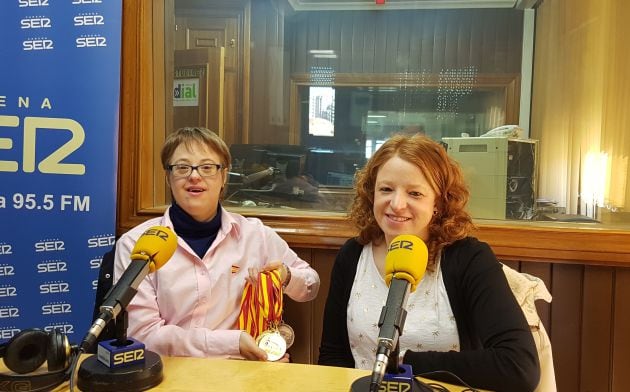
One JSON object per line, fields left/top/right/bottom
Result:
{"left": 79, "top": 226, "right": 177, "bottom": 353}
{"left": 369, "top": 234, "right": 428, "bottom": 392}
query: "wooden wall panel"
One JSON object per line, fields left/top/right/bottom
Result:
{"left": 362, "top": 17, "right": 376, "bottom": 74}
{"left": 455, "top": 12, "right": 471, "bottom": 67}
{"left": 612, "top": 269, "right": 630, "bottom": 390}
{"left": 493, "top": 10, "right": 509, "bottom": 73}
{"left": 309, "top": 248, "right": 338, "bottom": 364}
{"left": 287, "top": 9, "right": 524, "bottom": 75}
{"left": 468, "top": 13, "right": 483, "bottom": 70}
{"left": 249, "top": 0, "right": 286, "bottom": 144}
{"left": 372, "top": 13, "right": 388, "bottom": 72}
{"left": 283, "top": 247, "right": 313, "bottom": 364}
{"left": 351, "top": 13, "right": 364, "bottom": 72}
{"left": 255, "top": 7, "right": 538, "bottom": 144}
{"left": 443, "top": 12, "right": 458, "bottom": 67}
{"left": 580, "top": 267, "right": 614, "bottom": 391}
{"left": 549, "top": 263, "right": 583, "bottom": 392}
{"left": 419, "top": 13, "right": 435, "bottom": 71}
{"left": 283, "top": 247, "right": 337, "bottom": 365}
{"left": 339, "top": 14, "right": 354, "bottom": 72}
{"left": 292, "top": 14, "right": 308, "bottom": 72}
{"left": 329, "top": 12, "right": 344, "bottom": 71}
{"left": 405, "top": 17, "right": 420, "bottom": 70}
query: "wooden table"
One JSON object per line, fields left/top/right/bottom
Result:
{"left": 64, "top": 356, "right": 480, "bottom": 391}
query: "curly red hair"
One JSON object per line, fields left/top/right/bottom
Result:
{"left": 349, "top": 134, "right": 475, "bottom": 267}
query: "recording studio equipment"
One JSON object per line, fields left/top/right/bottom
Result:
{"left": 0, "top": 328, "right": 76, "bottom": 392}
{"left": 443, "top": 136, "right": 538, "bottom": 220}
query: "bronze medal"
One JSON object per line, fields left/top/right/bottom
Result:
{"left": 256, "top": 330, "right": 286, "bottom": 361}
{"left": 277, "top": 322, "right": 295, "bottom": 349}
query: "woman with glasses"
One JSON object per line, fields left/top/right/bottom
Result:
{"left": 113, "top": 127, "right": 320, "bottom": 360}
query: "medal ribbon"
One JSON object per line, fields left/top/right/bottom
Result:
{"left": 238, "top": 269, "right": 283, "bottom": 339}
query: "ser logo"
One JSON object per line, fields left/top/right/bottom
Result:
{"left": 0, "top": 115, "right": 87, "bottom": 175}
{"left": 0, "top": 286, "right": 17, "bottom": 298}
{"left": 0, "top": 307, "right": 20, "bottom": 319}
{"left": 20, "top": 17, "right": 52, "bottom": 29}
{"left": 18, "top": 0, "right": 49, "bottom": 7}
{"left": 0, "top": 265, "right": 15, "bottom": 276}
{"left": 113, "top": 349, "right": 145, "bottom": 365}
{"left": 37, "top": 261, "right": 68, "bottom": 273}
{"left": 87, "top": 235, "right": 115, "bottom": 248}
{"left": 143, "top": 228, "right": 170, "bottom": 240}
{"left": 388, "top": 240, "right": 414, "bottom": 251}
{"left": 23, "top": 38, "right": 54, "bottom": 51}
{"left": 35, "top": 240, "right": 65, "bottom": 252}
{"left": 378, "top": 381, "right": 412, "bottom": 392}
{"left": 72, "top": 0, "right": 102, "bottom": 4}
{"left": 0, "top": 244, "right": 12, "bottom": 255}
{"left": 42, "top": 303, "right": 72, "bottom": 315}
{"left": 39, "top": 281, "right": 70, "bottom": 294}
{"left": 90, "top": 257, "right": 102, "bottom": 269}
{"left": 76, "top": 35, "right": 107, "bottom": 48}
{"left": 0, "top": 328, "right": 21, "bottom": 340}
{"left": 74, "top": 14, "right": 105, "bottom": 26}
{"left": 44, "top": 324, "right": 74, "bottom": 334}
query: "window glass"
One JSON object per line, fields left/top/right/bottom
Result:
{"left": 164, "top": 1, "right": 629, "bottom": 229}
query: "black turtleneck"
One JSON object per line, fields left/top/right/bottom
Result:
{"left": 169, "top": 203, "right": 222, "bottom": 258}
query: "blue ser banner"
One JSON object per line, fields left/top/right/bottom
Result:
{"left": 0, "top": 0, "right": 122, "bottom": 344}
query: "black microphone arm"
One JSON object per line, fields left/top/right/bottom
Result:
{"left": 369, "top": 278, "right": 410, "bottom": 392}
{"left": 80, "top": 258, "right": 151, "bottom": 353}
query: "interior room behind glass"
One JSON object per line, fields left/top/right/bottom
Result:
{"left": 160, "top": 0, "right": 629, "bottom": 228}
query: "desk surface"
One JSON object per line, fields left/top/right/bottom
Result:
{"left": 61, "top": 356, "right": 477, "bottom": 392}
{"left": 157, "top": 357, "right": 365, "bottom": 392}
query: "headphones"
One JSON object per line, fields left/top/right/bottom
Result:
{"left": 0, "top": 328, "right": 76, "bottom": 392}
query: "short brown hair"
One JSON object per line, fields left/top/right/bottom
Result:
{"left": 350, "top": 134, "right": 474, "bottom": 266}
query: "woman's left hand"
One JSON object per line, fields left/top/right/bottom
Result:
{"left": 246, "top": 261, "right": 288, "bottom": 285}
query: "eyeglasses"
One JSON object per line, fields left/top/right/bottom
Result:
{"left": 167, "top": 163, "right": 223, "bottom": 178}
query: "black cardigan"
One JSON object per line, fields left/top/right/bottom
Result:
{"left": 318, "top": 237, "right": 540, "bottom": 392}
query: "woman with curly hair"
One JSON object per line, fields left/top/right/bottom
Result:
{"left": 318, "top": 134, "right": 540, "bottom": 392}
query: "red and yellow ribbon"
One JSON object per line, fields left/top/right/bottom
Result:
{"left": 238, "top": 269, "right": 284, "bottom": 339}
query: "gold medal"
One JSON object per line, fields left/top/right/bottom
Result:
{"left": 277, "top": 322, "right": 295, "bottom": 349}
{"left": 256, "top": 330, "right": 286, "bottom": 361}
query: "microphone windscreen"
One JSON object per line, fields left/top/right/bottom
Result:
{"left": 131, "top": 226, "right": 178, "bottom": 272}
{"left": 384, "top": 234, "right": 428, "bottom": 292}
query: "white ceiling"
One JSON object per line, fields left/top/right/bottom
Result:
{"left": 285, "top": 0, "right": 530, "bottom": 11}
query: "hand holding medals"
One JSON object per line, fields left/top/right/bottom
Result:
{"left": 238, "top": 264, "right": 295, "bottom": 361}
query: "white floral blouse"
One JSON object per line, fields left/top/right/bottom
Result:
{"left": 347, "top": 243, "right": 460, "bottom": 369}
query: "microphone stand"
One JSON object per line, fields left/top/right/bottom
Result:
{"left": 77, "top": 311, "right": 164, "bottom": 392}
{"left": 350, "top": 317, "right": 432, "bottom": 392}
{"left": 385, "top": 341, "right": 401, "bottom": 376}
{"left": 350, "top": 344, "right": 432, "bottom": 392}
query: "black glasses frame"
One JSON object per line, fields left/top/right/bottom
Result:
{"left": 166, "top": 163, "right": 224, "bottom": 178}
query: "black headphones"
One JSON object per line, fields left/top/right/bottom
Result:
{"left": 0, "top": 328, "right": 76, "bottom": 392}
